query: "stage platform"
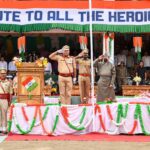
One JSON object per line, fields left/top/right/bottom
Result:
{"left": 44, "top": 96, "right": 150, "bottom": 104}
{"left": 8, "top": 96, "right": 150, "bottom": 136}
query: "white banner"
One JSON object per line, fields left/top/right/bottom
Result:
{"left": 0, "top": 8, "right": 150, "bottom": 25}
{"left": 10, "top": 103, "right": 150, "bottom": 135}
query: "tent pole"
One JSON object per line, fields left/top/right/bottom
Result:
{"left": 88, "top": 0, "right": 94, "bottom": 101}
{"left": 88, "top": 0, "right": 95, "bottom": 131}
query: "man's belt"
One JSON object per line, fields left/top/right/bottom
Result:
{"left": 0, "top": 94, "right": 10, "bottom": 100}
{"left": 59, "top": 73, "right": 73, "bottom": 77}
{"left": 79, "top": 74, "right": 90, "bottom": 77}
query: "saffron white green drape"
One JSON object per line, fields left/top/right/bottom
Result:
{"left": 0, "top": 1, "right": 150, "bottom": 33}
{"left": 9, "top": 101, "right": 150, "bottom": 135}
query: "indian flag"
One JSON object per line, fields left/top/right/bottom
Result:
{"left": 133, "top": 37, "right": 142, "bottom": 61}
{"left": 79, "top": 36, "right": 87, "bottom": 50}
{"left": 18, "top": 36, "right": 26, "bottom": 61}
{"left": 22, "top": 76, "right": 38, "bottom": 92}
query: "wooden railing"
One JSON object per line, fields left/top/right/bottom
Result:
{"left": 122, "top": 85, "right": 150, "bottom": 96}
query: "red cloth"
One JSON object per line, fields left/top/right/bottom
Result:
{"left": 0, "top": 94, "right": 11, "bottom": 105}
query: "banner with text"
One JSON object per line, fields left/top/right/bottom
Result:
{"left": 0, "top": 8, "right": 150, "bottom": 25}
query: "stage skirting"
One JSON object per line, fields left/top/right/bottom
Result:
{"left": 8, "top": 99, "right": 150, "bottom": 136}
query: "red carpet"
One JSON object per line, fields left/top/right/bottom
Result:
{"left": 6, "top": 133, "right": 150, "bottom": 142}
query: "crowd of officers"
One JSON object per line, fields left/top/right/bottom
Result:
{"left": 49, "top": 45, "right": 91, "bottom": 104}
{"left": 0, "top": 45, "right": 150, "bottom": 135}
{"left": 49, "top": 45, "right": 116, "bottom": 105}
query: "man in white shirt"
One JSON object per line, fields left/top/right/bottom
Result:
{"left": 8, "top": 59, "right": 17, "bottom": 77}
{"left": 0, "top": 57, "right": 7, "bottom": 70}
{"left": 44, "top": 61, "right": 52, "bottom": 75}
{"left": 8, "top": 59, "right": 17, "bottom": 71}
{"left": 142, "top": 51, "right": 150, "bottom": 70}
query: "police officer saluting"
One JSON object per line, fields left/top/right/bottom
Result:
{"left": 76, "top": 49, "right": 91, "bottom": 104}
{"left": 49, "top": 45, "right": 76, "bottom": 104}
{"left": 0, "top": 68, "right": 13, "bottom": 134}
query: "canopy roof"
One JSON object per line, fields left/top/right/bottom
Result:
{"left": 0, "top": 1, "right": 150, "bottom": 33}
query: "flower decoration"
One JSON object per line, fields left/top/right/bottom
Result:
{"left": 51, "top": 88, "right": 57, "bottom": 93}
{"left": 35, "top": 57, "right": 48, "bottom": 67}
{"left": 133, "top": 76, "right": 142, "bottom": 82}
{"left": 45, "top": 77, "right": 54, "bottom": 86}
{"left": 13, "top": 56, "right": 22, "bottom": 67}
{"left": 104, "top": 97, "right": 113, "bottom": 102}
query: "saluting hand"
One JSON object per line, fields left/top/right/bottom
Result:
{"left": 79, "top": 51, "right": 84, "bottom": 57}
{"left": 57, "top": 49, "right": 64, "bottom": 54}
{"left": 98, "top": 55, "right": 104, "bottom": 60}
{"left": 109, "top": 84, "right": 113, "bottom": 88}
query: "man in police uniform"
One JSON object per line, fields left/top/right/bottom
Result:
{"left": 94, "top": 54, "right": 116, "bottom": 102}
{"left": 116, "top": 61, "right": 128, "bottom": 93}
{"left": 49, "top": 45, "right": 76, "bottom": 104}
{"left": 0, "top": 68, "right": 13, "bottom": 134}
{"left": 76, "top": 49, "right": 91, "bottom": 103}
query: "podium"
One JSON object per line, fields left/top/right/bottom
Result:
{"left": 17, "top": 62, "right": 44, "bottom": 104}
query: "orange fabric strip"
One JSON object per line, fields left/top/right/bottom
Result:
{"left": 0, "top": 1, "right": 149, "bottom": 9}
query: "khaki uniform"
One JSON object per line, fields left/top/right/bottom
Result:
{"left": 51, "top": 55, "right": 76, "bottom": 104}
{"left": 94, "top": 59, "right": 116, "bottom": 102}
{"left": 76, "top": 58, "right": 90, "bottom": 103}
{"left": 13, "top": 75, "right": 18, "bottom": 96}
{"left": 116, "top": 65, "right": 128, "bottom": 91}
{"left": 0, "top": 79, "right": 13, "bottom": 131}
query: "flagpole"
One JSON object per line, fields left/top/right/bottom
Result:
{"left": 88, "top": 0, "right": 95, "bottom": 131}
{"left": 89, "top": 0, "right": 94, "bottom": 101}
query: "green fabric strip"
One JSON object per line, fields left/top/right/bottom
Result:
{"left": 68, "top": 122, "right": 85, "bottom": 131}
{"left": 1, "top": 24, "right": 150, "bottom": 33}
{"left": 42, "top": 107, "right": 49, "bottom": 121}
{"left": 79, "top": 107, "right": 86, "bottom": 124}
{"left": 7, "top": 120, "right": 12, "bottom": 132}
{"left": 52, "top": 115, "right": 59, "bottom": 132}
{"left": 16, "top": 118, "right": 36, "bottom": 134}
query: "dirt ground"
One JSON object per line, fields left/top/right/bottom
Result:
{"left": 0, "top": 141, "right": 150, "bottom": 150}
